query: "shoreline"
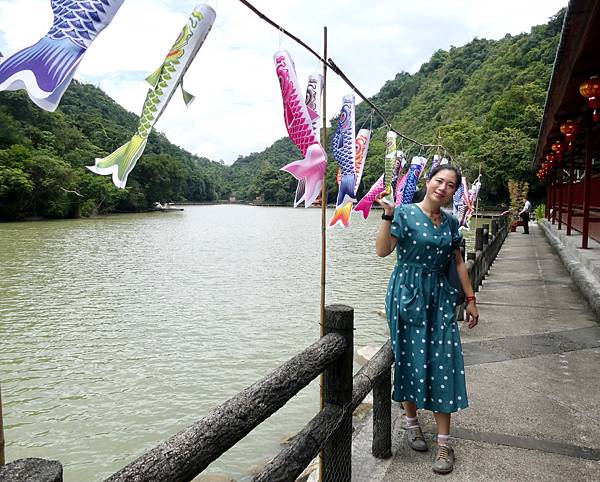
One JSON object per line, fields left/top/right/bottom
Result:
{"left": 1, "top": 202, "right": 504, "bottom": 223}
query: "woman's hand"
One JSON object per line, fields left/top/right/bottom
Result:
{"left": 465, "top": 301, "right": 479, "bottom": 329}
{"left": 375, "top": 192, "right": 395, "bottom": 217}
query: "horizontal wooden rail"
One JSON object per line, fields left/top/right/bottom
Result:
{"left": 254, "top": 339, "right": 395, "bottom": 481}
{"left": 106, "top": 332, "right": 348, "bottom": 482}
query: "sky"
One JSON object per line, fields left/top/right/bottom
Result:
{"left": 0, "top": 0, "right": 568, "bottom": 165}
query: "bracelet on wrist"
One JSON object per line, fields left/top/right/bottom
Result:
{"left": 381, "top": 212, "right": 394, "bottom": 221}
{"left": 466, "top": 295, "right": 476, "bottom": 304}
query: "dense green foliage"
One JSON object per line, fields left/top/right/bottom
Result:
{"left": 230, "top": 10, "right": 564, "bottom": 207}
{"left": 0, "top": 82, "right": 228, "bottom": 220}
{"left": 0, "top": 10, "right": 563, "bottom": 219}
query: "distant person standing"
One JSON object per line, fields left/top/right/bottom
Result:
{"left": 519, "top": 198, "right": 532, "bottom": 234}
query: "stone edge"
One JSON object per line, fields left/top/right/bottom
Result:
{"left": 537, "top": 219, "right": 600, "bottom": 321}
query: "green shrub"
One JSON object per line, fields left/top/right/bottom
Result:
{"left": 534, "top": 203, "right": 545, "bottom": 220}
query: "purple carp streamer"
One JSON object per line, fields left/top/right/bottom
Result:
{"left": 329, "top": 94, "right": 357, "bottom": 227}
{"left": 427, "top": 154, "right": 441, "bottom": 177}
{"left": 0, "top": 0, "right": 125, "bottom": 112}
{"left": 275, "top": 50, "right": 327, "bottom": 208}
{"left": 400, "top": 156, "right": 427, "bottom": 204}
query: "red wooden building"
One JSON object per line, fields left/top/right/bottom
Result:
{"left": 534, "top": 0, "right": 600, "bottom": 247}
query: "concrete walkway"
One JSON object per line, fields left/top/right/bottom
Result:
{"left": 353, "top": 222, "right": 600, "bottom": 481}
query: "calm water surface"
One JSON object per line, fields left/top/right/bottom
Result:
{"left": 0, "top": 205, "right": 479, "bottom": 480}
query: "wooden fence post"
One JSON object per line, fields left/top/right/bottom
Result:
{"left": 491, "top": 219, "right": 498, "bottom": 239}
{"left": 0, "top": 383, "right": 4, "bottom": 466}
{"left": 475, "top": 227, "right": 484, "bottom": 252}
{"left": 482, "top": 224, "right": 490, "bottom": 246}
{"left": 372, "top": 368, "right": 391, "bottom": 459}
{"left": 322, "top": 305, "right": 354, "bottom": 482}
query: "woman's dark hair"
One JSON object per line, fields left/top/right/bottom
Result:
{"left": 427, "top": 164, "right": 462, "bottom": 189}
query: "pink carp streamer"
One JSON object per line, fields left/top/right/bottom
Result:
{"left": 354, "top": 174, "right": 384, "bottom": 219}
{"left": 274, "top": 50, "right": 327, "bottom": 207}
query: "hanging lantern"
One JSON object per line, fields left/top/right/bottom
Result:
{"left": 560, "top": 120, "right": 579, "bottom": 150}
{"left": 579, "top": 75, "right": 600, "bottom": 122}
{"left": 551, "top": 140, "right": 566, "bottom": 156}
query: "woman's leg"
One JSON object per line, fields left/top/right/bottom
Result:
{"left": 403, "top": 401, "right": 428, "bottom": 451}
{"left": 403, "top": 401, "right": 417, "bottom": 418}
{"left": 432, "top": 412, "right": 455, "bottom": 473}
{"left": 433, "top": 411, "right": 450, "bottom": 436}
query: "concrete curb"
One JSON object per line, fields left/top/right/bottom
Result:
{"left": 537, "top": 219, "right": 600, "bottom": 321}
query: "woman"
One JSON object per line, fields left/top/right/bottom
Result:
{"left": 375, "top": 164, "right": 479, "bottom": 474}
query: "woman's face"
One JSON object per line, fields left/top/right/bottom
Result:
{"left": 425, "top": 169, "right": 458, "bottom": 205}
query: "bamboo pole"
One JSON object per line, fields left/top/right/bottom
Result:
{"left": 319, "top": 26, "right": 328, "bottom": 345}
{"left": 319, "top": 25, "right": 327, "bottom": 482}
{"left": 1, "top": 383, "right": 5, "bottom": 465}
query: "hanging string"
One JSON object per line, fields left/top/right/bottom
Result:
{"left": 236, "top": 0, "right": 453, "bottom": 155}
{"left": 358, "top": 109, "right": 375, "bottom": 131}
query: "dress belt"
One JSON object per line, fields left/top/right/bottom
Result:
{"left": 400, "top": 262, "right": 445, "bottom": 274}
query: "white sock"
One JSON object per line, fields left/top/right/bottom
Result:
{"left": 438, "top": 434, "right": 450, "bottom": 447}
{"left": 406, "top": 415, "right": 419, "bottom": 429}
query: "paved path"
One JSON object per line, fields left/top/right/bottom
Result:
{"left": 353, "top": 223, "right": 600, "bottom": 481}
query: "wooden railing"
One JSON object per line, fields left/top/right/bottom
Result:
{"left": 0, "top": 215, "right": 510, "bottom": 482}
{"left": 466, "top": 214, "right": 510, "bottom": 292}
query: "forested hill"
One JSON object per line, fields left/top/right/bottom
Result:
{"left": 0, "top": 82, "right": 228, "bottom": 220}
{"left": 0, "top": 9, "right": 563, "bottom": 220}
{"left": 229, "top": 9, "right": 565, "bottom": 206}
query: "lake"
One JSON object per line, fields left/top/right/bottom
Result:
{"left": 0, "top": 204, "right": 480, "bottom": 480}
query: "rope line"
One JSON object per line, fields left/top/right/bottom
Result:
{"left": 237, "top": 0, "right": 451, "bottom": 154}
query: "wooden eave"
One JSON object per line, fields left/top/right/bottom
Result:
{"left": 534, "top": 0, "right": 600, "bottom": 167}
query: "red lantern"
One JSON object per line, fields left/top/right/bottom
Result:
{"left": 551, "top": 140, "right": 566, "bottom": 155}
{"left": 560, "top": 120, "right": 579, "bottom": 150}
{"left": 579, "top": 75, "right": 600, "bottom": 122}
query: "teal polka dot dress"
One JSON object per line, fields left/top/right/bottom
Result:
{"left": 385, "top": 203, "right": 468, "bottom": 413}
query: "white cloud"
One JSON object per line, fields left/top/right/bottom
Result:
{"left": 0, "top": 0, "right": 567, "bottom": 164}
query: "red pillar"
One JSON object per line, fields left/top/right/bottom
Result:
{"left": 551, "top": 171, "right": 557, "bottom": 224}
{"left": 545, "top": 179, "right": 550, "bottom": 219}
{"left": 557, "top": 156, "right": 563, "bottom": 230}
{"left": 582, "top": 116, "right": 592, "bottom": 249}
{"left": 566, "top": 150, "right": 575, "bottom": 235}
